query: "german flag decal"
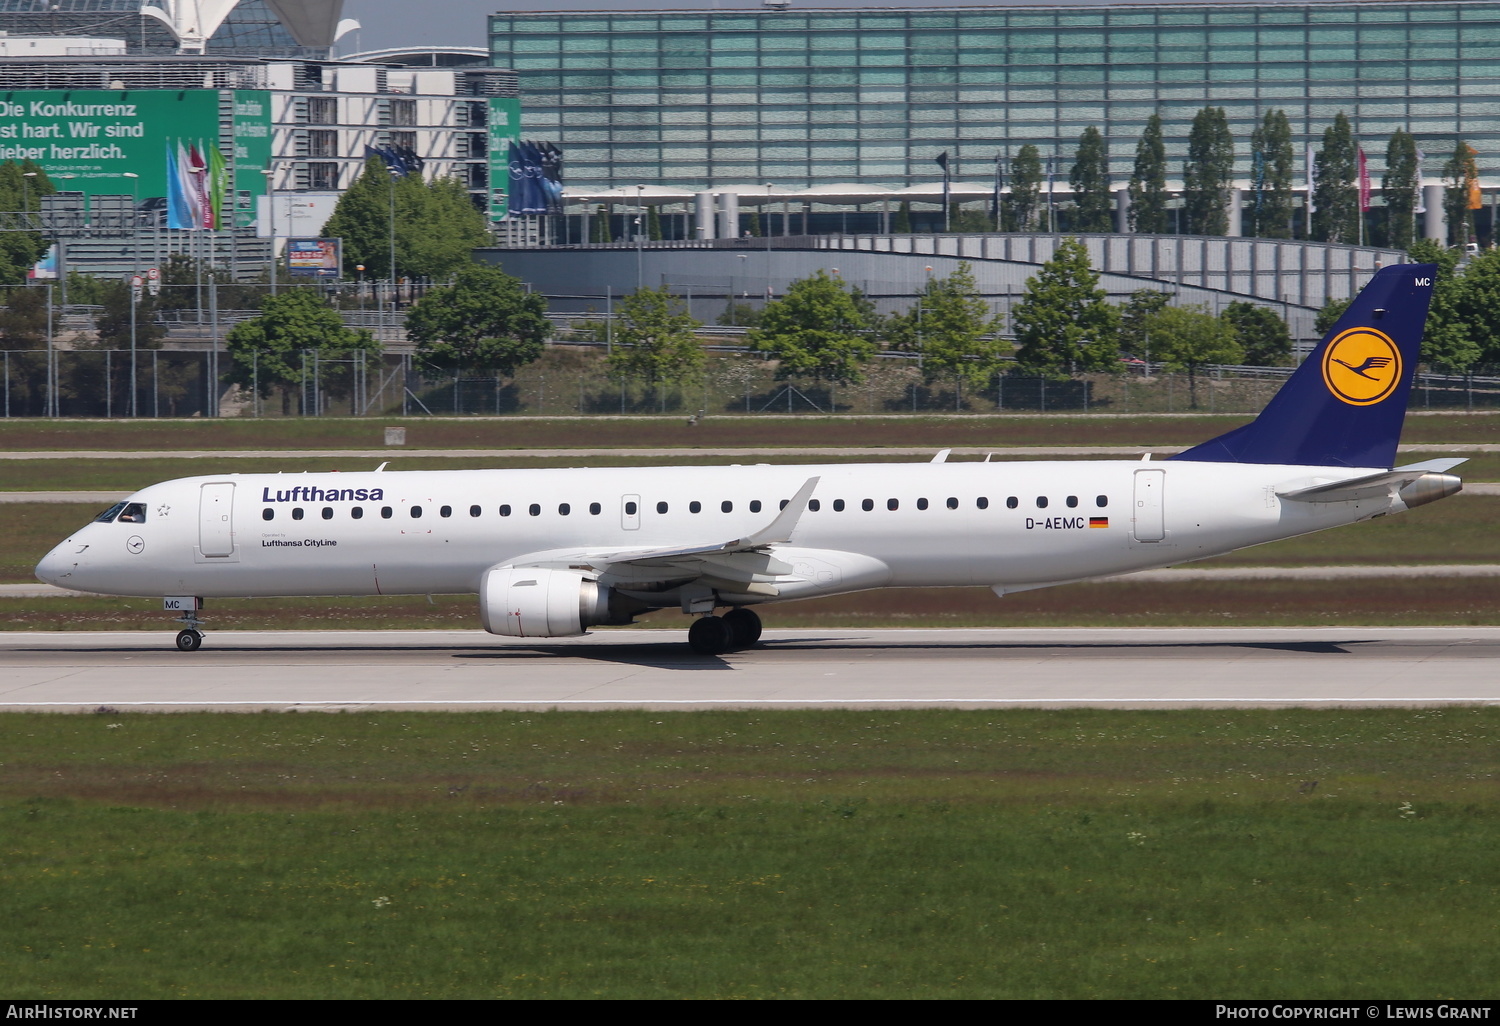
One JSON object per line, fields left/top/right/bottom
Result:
{"left": 1089, "top": 517, "right": 1109, "bottom": 528}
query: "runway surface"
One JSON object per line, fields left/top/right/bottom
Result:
{"left": 2, "top": 627, "right": 1498, "bottom": 712}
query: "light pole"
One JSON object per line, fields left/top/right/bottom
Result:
{"left": 260, "top": 168, "right": 277, "bottom": 295}
{"left": 387, "top": 166, "right": 399, "bottom": 336}
{"left": 21, "top": 171, "right": 35, "bottom": 230}
{"left": 636, "top": 184, "right": 645, "bottom": 291}
{"left": 123, "top": 171, "right": 139, "bottom": 417}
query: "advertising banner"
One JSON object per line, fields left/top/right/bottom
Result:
{"left": 486, "top": 96, "right": 521, "bottom": 222}
{"left": 286, "top": 237, "right": 341, "bottom": 278}
{"left": 507, "top": 141, "right": 563, "bottom": 216}
{"left": 0, "top": 89, "right": 269, "bottom": 229}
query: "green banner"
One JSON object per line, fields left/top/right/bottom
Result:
{"left": 487, "top": 96, "right": 522, "bottom": 222}
{"left": 0, "top": 89, "right": 269, "bottom": 228}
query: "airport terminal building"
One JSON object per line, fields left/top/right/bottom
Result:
{"left": 490, "top": 1, "right": 1500, "bottom": 198}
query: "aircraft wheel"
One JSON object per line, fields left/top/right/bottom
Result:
{"left": 723, "top": 607, "right": 762, "bottom": 649}
{"left": 175, "top": 629, "right": 204, "bottom": 652}
{"left": 688, "top": 615, "right": 734, "bottom": 655}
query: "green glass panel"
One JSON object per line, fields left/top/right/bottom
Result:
{"left": 711, "top": 34, "right": 757, "bottom": 50}
{"left": 610, "top": 18, "right": 658, "bottom": 31}
{"left": 860, "top": 52, "right": 906, "bottom": 67}
{"left": 1208, "top": 63, "right": 1255, "bottom": 82}
{"left": 511, "top": 19, "right": 559, "bottom": 32}
{"left": 710, "top": 16, "right": 758, "bottom": 29}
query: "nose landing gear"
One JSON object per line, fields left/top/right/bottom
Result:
{"left": 165, "top": 597, "right": 206, "bottom": 652}
{"left": 687, "top": 607, "right": 762, "bottom": 655}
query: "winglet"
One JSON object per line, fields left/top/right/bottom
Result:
{"left": 931, "top": 449, "right": 951, "bottom": 464}
{"left": 740, "top": 476, "right": 820, "bottom": 548}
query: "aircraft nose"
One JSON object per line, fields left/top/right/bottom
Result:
{"left": 35, "top": 541, "right": 76, "bottom": 587}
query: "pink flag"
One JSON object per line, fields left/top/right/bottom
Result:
{"left": 1358, "top": 147, "right": 1372, "bottom": 212}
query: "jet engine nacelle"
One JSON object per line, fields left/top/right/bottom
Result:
{"left": 479, "top": 566, "right": 617, "bottom": 638}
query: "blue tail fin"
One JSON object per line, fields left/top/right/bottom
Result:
{"left": 1171, "top": 263, "right": 1436, "bottom": 469}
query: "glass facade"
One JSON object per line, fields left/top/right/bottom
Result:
{"left": 488, "top": 2, "right": 1500, "bottom": 191}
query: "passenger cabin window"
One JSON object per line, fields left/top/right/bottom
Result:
{"left": 322, "top": 507, "right": 333, "bottom": 520}
{"left": 500, "top": 505, "right": 512, "bottom": 517}
{"left": 780, "top": 499, "right": 790, "bottom": 510}
{"left": 292, "top": 508, "right": 305, "bottom": 521}
{"left": 352, "top": 507, "right": 364, "bottom": 520}
{"left": 721, "top": 500, "right": 733, "bottom": 513}
{"left": 529, "top": 504, "right": 541, "bottom": 517}
{"left": 862, "top": 499, "right": 874, "bottom": 511}
{"left": 440, "top": 505, "right": 453, "bottom": 518}
{"left": 410, "top": 506, "right": 423, "bottom": 519}
{"left": 559, "top": 503, "right": 571, "bottom": 515}
{"left": 381, "top": 506, "right": 393, "bottom": 519}
{"left": 1006, "top": 496, "right": 1019, "bottom": 509}
{"left": 976, "top": 497, "right": 989, "bottom": 509}
{"left": 1096, "top": 495, "right": 1108, "bottom": 507}
{"left": 656, "top": 501, "right": 668, "bottom": 514}
{"left": 590, "top": 502, "right": 602, "bottom": 515}
{"left": 946, "top": 497, "right": 958, "bottom": 510}
{"left": 1066, "top": 496, "right": 1078, "bottom": 508}
{"left": 625, "top": 501, "right": 638, "bottom": 515}
{"left": 262, "top": 508, "right": 274, "bottom": 521}
{"left": 690, "top": 501, "right": 702, "bottom": 513}
{"left": 1036, "top": 497, "right": 1049, "bottom": 509}
{"left": 750, "top": 500, "right": 762, "bottom": 513}
{"left": 808, "top": 499, "right": 821, "bottom": 511}
{"left": 887, "top": 498, "right": 899, "bottom": 511}
{"left": 833, "top": 499, "right": 845, "bottom": 512}
{"left": 469, "top": 505, "right": 481, "bottom": 517}
{"left": 93, "top": 502, "right": 129, "bottom": 523}
{"left": 917, "top": 497, "right": 929, "bottom": 510}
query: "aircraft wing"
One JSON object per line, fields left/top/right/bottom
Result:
{"left": 496, "top": 476, "right": 821, "bottom": 596}
{"left": 1276, "top": 459, "right": 1466, "bottom": 504}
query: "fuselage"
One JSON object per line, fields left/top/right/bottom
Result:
{"left": 35, "top": 458, "right": 1397, "bottom": 602}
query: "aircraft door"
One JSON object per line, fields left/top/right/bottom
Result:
{"left": 621, "top": 494, "right": 641, "bottom": 531}
{"left": 199, "top": 482, "right": 236, "bottom": 557}
{"left": 1132, "top": 469, "right": 1165, "bottom": 543}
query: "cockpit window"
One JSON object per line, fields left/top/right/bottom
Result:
{"left": 93, "top": 502, "right": 145, "bottom": 524}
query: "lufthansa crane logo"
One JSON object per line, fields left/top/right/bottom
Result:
{"left": 1322, "top": 327, "right": 1403, "bottom": 406}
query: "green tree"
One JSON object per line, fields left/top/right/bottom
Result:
{"left": 1142, "top": 305, "right": 1243, "bottom": 407}
{"left": 951, "top": 209, "right": 996, "bottom": 232}
{"left": 1220, "top": 301, "right": 1292, "bottom": 366}
{"left": 1249, "top": 109, "right": 1296, "bottom": 239}
{"left": 1442, "top": 141, "right": 1480, "bottom": 249}
{"left": 1453, "top": 247, "right": 1500, "bottom": 370}
{"left": 1069, "top": 126, "right": 1113, "bottom": 233}
{"left": 1408, "top": 239, "right": 1481, "bottom": 373}
{"left": 0, "top": 288, "right": 51, "bottom": 414}
{"left": 404, "top": 264, "right": 550, "bottom": 381}
{"left": 1313, "top": 113, "right": 1359, "bottom": 243}
{"left": 93, "top": 279, "right": 167, "bottom": 350}
{"left": 887, "top": 262, "right": 1004, "bottom": 395}
{"left": 893, "top": 201, "right": 913, "bottom": 233}
{"left": 608, "top": 286, "right": 704, "bottom": 402}
{"left": 1117, "top": 288, "right": 1171, "bottom": 360}
{"left": 591, "top": 205, "right": 611, "bottom": 243}
{"left": 323, "top": 157, "right": 489, "bottom": 282}
{"left": 225, "top": 289, "right": 379, "bottom": 414}
{"left": 1010, "top": 238, "right": 1120, "bottom": 376}
{"left": 1183, "top": 107, "right": 1235, "bottom": 236}
{"left": 1128, "top": 114, "right": 1170, "bottom": 234}
{"left": 648, "top": 205, "right": 665, "bottom": 241}
{"left": 0, "top": 161, "right": 54, "bottom": 284}
{"left": 1314, "top": 296, "right": 1353, "bottom": 335}
{"left": 1003, "top": 145, "right": 1043, "bottom": 232}
{"left": 749, "top": 271, "right": 878, "bottom": 385}
{"left": 1383, "top": 130, "right": 1421, "bottom": 250}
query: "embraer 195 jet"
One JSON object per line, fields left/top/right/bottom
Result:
{"left": 37, "top": 263, "right": 1463, "bottom": 654}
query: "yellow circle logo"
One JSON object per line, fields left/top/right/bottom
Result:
{"left": 1322, "top": 328, "right": 1402, "bottom": 406}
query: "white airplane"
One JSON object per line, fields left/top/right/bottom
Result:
{"left": 37, "top": 263, "right": 1462, "bottom": 655}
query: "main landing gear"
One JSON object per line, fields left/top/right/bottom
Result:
{"left": 688, "top": 607, "right": 762, "bottom": 655}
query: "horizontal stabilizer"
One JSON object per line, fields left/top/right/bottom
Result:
{"left": 1277, "top": 459, "right": 1466, "bottom": 505}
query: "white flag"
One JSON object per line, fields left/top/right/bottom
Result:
{"left": 1307, "top": 144, "right": 1317, "bottom": 213}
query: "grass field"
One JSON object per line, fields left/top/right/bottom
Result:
{"left": 2, "top": 708, "right": 1496, "bottom": 999}
{"left": 2, "top": 410, "right": 1500, "bottom": 452}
